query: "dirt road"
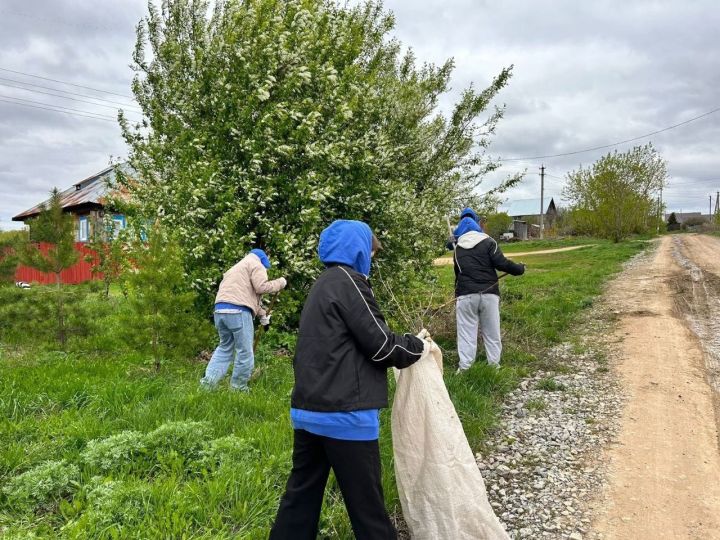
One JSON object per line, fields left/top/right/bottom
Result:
{"left": 590, "top": 234, "right": 720, "bottom": 539}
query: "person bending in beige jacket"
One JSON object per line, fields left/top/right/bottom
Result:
{"left": 200, "top": 249, "right": 286, "bottom": 391}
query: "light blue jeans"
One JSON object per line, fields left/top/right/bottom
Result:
{"left": 200, "top": 311, "right": 254, "bottom": 391}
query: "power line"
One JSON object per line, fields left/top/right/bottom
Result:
{"left": 0, "top": 81, "right": 143, "bottom": 116}
{"left": 0, "top": 76, "right": 141, "bottom": 110}
{"left": 0, "top": 93, "right": 120, "bottom": 118}
{"left": 0, "top": 66, "right": 136, "bottom": 100}
{"left": 0, "top": 97, "right": 117, "bottom": 122}
{"left": 500, "top": 106, "right": 720, "bottom": 161}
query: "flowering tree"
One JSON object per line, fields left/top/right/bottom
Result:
{"left": 120, "top": 0, "right": 517, "bottom": 319}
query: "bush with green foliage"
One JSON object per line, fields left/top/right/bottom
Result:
{"left": 64, "top": 479, "right": 153, "bottom": 537}
{"left": 81, "top": 431, "right": 149, "bottom": 474}
{"left": 0, "top": 285, "right": 100, "bottom": 347}
{"left": 119, "top": 0, "right": 519, "bottom": 319}
{"left": 0, "top": 230, "right": 23, "bottom": 285}
{"left": 484, "top": 212, "right": 512, "bottom": 238}
{"left": 564, "top": 144, "right": 666, "bottom": 242}
{"left": 2, "top": 460, "right": 79, "bottom": 513}
{"left": 197, "top": 435, "right": 260, "bottom": 473}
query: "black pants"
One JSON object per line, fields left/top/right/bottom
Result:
{"left": 269, "top": 429, "right": 397, "bottom": 540}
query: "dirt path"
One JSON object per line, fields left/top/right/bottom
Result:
{"left": 433, "top": 244, "right": 594, "bottom": 266}
{"left": 590, "top": 235, "right": 720, "bottom": 540}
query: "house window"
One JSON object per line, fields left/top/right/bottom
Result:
{"left": 78, "top": 216, "right": 89, "bottom": 242}
{"left": 111, "top": 214, "right": 126, "bottom": 238}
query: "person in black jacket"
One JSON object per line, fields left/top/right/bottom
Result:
{"left": 270, "top": 220, "right": 426, "bottom": 540}
{"left": 453, "top": 217, "right": 525, "bottom": 371}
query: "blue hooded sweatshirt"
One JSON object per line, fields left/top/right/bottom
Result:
{"left": 454, "top": 216, "right": 483, "bottom": 237}
{"left": 460, "top": 207, "right": 479, "bottom": 222}
{"left": 249, "top": 249, "right": 271, "bottom": 269}
{"left": 291, "top": 219, "right": 379, "bottom": 440}
{"left": 317, "top": 220, "right": 373, "bottom": 276}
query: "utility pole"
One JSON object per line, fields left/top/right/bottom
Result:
{"left": 711, "top": 195, "right": 714, "bottom": 218}
{"left": 716, "top": 191, "right": 720, "bottom": 214}
{"left": 539, "top": 164, "right": 545, "bottom": 239}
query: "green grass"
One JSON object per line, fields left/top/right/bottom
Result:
{"left": 536, "top": 377, "right": 566, "bottom": 392}
{"left": 525, "top": 398, "right": 547, "bottom": 412}
{"left": 0, "top": 237, "right": 648, "bottom": 538}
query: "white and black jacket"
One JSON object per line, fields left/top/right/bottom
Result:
{"left": 291, "top": 265, "right": 424, "bottom": 412}
{"left": 453, "top": 231, "right": 525, "bottom": 297}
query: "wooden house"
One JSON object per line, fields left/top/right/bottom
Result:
{"left": 12, "top": 165, "right": 131, "bottom": 284}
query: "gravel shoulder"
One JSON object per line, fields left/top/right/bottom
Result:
{"left": 477, "top": 235, "right": 720, "bottom": 539}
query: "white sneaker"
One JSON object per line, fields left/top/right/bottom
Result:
{"left": 455, "top": 367, "right": 467, "bottom": 375}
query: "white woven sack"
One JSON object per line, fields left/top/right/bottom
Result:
{"left": 391, "top": 340, "right": 509, "bottom": 540}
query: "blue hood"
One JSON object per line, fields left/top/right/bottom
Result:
{"left": 250, "top": 249, "right": 271, "bottom": 269}
{"left": 454, "top": 217, "right": 482, "bottom": 237}
{"left": 460, "top": 207, "right": 479, "bottom": 222}
{"left": 318, "top": 220, "right": 373, "bottom": 276}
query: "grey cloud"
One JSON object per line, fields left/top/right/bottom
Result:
{"left": 1, "top": 0, "right": 719, "bottom": 230}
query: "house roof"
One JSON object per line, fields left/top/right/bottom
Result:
{"left": 12, "top": 164, "right": 133, "bottom": 221}
{"left": 664, "top": 212, "right": 708, "bottom": 224}
{"left": 499, "top": 197, "right": 556, "bottom": 218}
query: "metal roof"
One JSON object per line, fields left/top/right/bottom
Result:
{"left": 12, "top": 164, "right": 133, "bottom": 221}
{"left": 498, "top": 197, "right": 556, "bottom": 218}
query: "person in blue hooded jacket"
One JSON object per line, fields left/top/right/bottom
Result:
{"left": 446, "top": 206, "right": 483, "bottom": 250}
{"left": 200, "top": 249, "right": 286, "bottom": 391}
{"left": 270, "top": 220, "right": 426, "bottom": 540}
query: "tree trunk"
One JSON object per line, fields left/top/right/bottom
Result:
{"left": 55, "top": 271, "right": 66, "bottom": 348}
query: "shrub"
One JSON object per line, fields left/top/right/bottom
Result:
{"left": 2, "top": 460, "right": 79, "bottom": 513}
{"left": 63, "top": 479, "right": 152, "bottom": 537}
{"left": 81, "top": 430, "right": 148, "bottom": 474}
{"left": 484, "top": 212, "right": 513, "bottom": 239}
{"left": 145, "top": 421, "right": 213, "bottom": 461}
{"left": 197, "top": 436, "right": 260, "bottom": 473}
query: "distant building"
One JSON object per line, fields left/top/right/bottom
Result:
{"left": 12, "top": 165, "right": 133, "bottom": 284}
{"left": 663, "top": 212, "right": 707, "bottom": 224}
{"left": 498, "top": 198, "right": 558, "bottom": 239}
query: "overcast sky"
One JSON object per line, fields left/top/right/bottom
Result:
{"left": 1, "top": 0, "right": 719, "bottom": 230}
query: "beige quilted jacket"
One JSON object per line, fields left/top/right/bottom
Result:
{"left": 214, "top": 253, "right": 285, "bottom": 316}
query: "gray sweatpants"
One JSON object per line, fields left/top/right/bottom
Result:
{"left": 456, "top": 293, "right": 502, "bottom": 369}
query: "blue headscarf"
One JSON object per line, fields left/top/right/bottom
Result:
{"left": 250, "top": 249, "right": 271, "bottom": 269}
{"left": 454, "top": 216, "right": 483, "bottom": 237}
{"left": 460, "top": 207, "right": 479, "bottom": 222}
{"left": 318, "top": 220, "right": 373, "bottom": 276}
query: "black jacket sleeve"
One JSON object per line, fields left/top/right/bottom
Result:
{"left": 339, "top": 271, "right": 424, "bottom": 369}
{"left": 488, "top": 240, "right": 525, "bottom": 276}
